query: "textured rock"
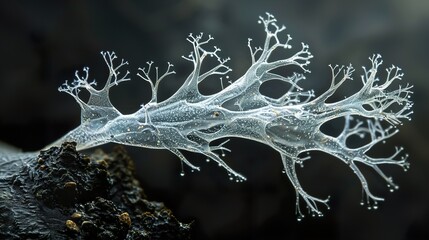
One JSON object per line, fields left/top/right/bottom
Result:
{"left": 0, "top": 142, "right": 191, "bottom": 240}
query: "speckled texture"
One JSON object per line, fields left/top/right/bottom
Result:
{"left": 0, "top": 1, "right": 428, "bottom": 239}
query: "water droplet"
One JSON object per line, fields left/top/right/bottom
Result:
{"left": 180, "top": 172, "right": 185, "bottom": 177}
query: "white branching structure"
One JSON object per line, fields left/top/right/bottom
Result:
{"left": 45, "top": 13, "right": 413, "bottom": 219}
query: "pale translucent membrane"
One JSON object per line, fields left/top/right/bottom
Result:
{"left": 20, "top": 13, "right": 412, "bottom": 218}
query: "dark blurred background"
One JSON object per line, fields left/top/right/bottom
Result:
{"left": 0, "top": 1, "right": 428, "bottom": 239}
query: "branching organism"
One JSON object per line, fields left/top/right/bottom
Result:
{"left": 3, "top": 13, "right": 413, "bottom": 219}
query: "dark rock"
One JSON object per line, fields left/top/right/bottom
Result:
{"left": 0, "top": 142, "right": 191, "bottom": 239}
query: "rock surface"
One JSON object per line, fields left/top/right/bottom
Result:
{"left": 0, "top": 142, "right": 191, "bottom": 240}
